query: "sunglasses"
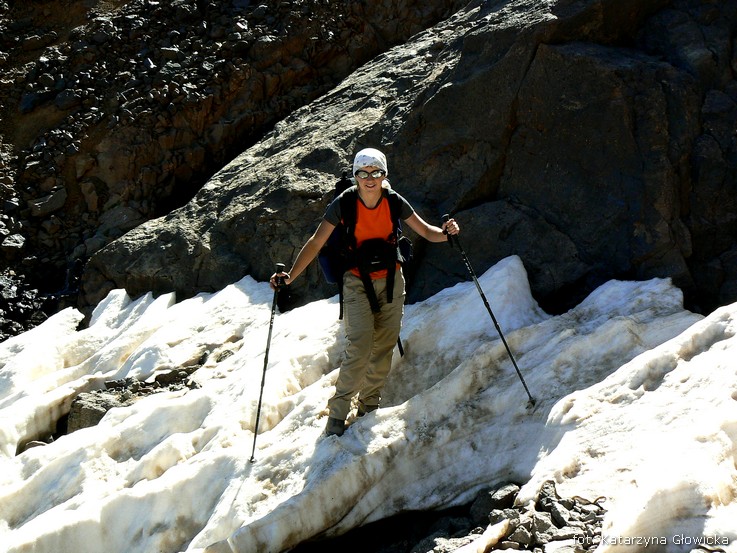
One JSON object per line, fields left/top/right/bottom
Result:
{"left": 354, "top": 169, "right": 386, "bottom": 179}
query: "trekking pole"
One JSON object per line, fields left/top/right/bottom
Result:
{"left": 250, "top": 262, "right": 285, "bottom": 463}
{"left": 442, "top": 216, "right": 536, "bottom": 406}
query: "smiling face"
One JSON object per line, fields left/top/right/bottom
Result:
{"left": 354, "top": 165, "right": 385, "bottom": 195}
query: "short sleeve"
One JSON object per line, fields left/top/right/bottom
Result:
{"left": 323, "top": 196, "right": 341, "bottom": 226}
{"left": 395, "top": 192, "right": 415, "bottom": 220}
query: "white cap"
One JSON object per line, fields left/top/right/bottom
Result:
{"left": 353, "top": 148, "right": 388, "bottom": 176}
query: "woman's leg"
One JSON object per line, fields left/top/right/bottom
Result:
{"left": 327, "top": 273, "right": 374, "bottom": 421}
{"left": 359, "top": 270, "right": 405, "bottom": 410}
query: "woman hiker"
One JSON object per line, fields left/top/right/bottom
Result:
{"left": 270, "top": 148, "right": 460, "bottom": 436}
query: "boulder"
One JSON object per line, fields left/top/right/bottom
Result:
{"left": 499, "top": 41, "right": 698, "bottom": 301}
{"left": 29, "top": 188, "right": 68, "bottom": 217}
{"left": 67, "top": 391, "right": 127, "bottom": 433}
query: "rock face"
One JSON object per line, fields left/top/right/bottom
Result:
{"left": 1, "top": 0, "right": 736, "bottom": 321}
{"left": 79, "top": 0, "right": 737, "bottom": 314}
{"left": 0, "top": 0, "right": 466, "bottom": 294}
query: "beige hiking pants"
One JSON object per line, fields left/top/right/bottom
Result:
{"left": 328, "top": 270, "right": 406, "bottom": 421}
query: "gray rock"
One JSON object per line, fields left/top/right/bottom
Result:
{"left": 29, "top": 188, "right": 68, "bottom": 217}
{"left": 1, "top": 233, "right": 26, "bottom": 251}
{"left": 67, "top": 391, "right": 127, "bottom": 433}
{"left": 507, "top": 524, "right": 533, "bottom": 546}
{"left": 490, "top": 508, "right": 521, "bottom": 526}
{"left": 531, "top": 511, "right": 556, "bottom": 540}
{"left": 550, "top": 502, "right": 571, "bottom": 528}
{"left": 54, "top": 89, "right": 83, "bottom": 110}
{"left": 470, "top": 482, "right": 521, "bottom": 526}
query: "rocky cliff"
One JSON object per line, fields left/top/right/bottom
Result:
{"left": 82, "top": 0, "right": 737, "bottom": 315}
{"left": 0, "top": 0, "right": 466, "bottom": 335}
{"left": 1, "top": 0, "right": 736, "bottom": 328}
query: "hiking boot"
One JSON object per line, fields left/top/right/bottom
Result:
{"left": 357, "top": 404, "right": 378, "bottom": 417}
{"left": 325, "top": 417, "right": 345, "bottom": 436}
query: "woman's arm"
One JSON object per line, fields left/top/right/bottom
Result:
{"left": 404, "top": 212, "right": 460, "bottom": 243}
{"left": 270, "top": 219, "right": 336, "bottom": 287}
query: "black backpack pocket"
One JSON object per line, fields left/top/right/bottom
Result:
{"left": 355, "top": 238, "right": 397, "bottom": 273}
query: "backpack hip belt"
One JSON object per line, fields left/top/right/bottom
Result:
{"left": 352, "top": 237, "right": 399, "bottom": 314}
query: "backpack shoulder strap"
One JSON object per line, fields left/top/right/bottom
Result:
{"left": 385, "top": 188, "right": 403, "bottom": 238}
{"left": 327, "top": 186, "right": 357, "bottom": 320}
{"left": 339, "top": 187, "right": 359, "bottom": 243}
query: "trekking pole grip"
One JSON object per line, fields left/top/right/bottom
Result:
{"left": 442, "top": 214, "right": 454, "bottom": 248}
{"left": 275, "top": 262, "right": 286, "bottom": 288}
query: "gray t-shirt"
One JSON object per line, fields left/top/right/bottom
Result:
{"left": 323, "top": 185, "right": 415, "bottom": 225}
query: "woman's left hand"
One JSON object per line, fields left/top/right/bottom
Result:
{"left": 269, "top": 271, "right": 291, "bottom": 290}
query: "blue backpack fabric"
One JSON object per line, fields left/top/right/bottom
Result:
{"left": 318, "top": 172, "right": 355, "bottom": 286}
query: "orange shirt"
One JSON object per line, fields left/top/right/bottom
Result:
{"left": 349, "top": 196, "right": 398, "bottom": 280}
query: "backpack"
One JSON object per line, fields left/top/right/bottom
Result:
{"left": 318, "top": 172, "right": 413, "bottom": 319}
{"left": 318, "top": 171, "right": 355, "bottom": 286}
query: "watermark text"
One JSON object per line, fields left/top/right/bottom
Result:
{"left": 574, "top": 534, "right": 730, "bottom": 548}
